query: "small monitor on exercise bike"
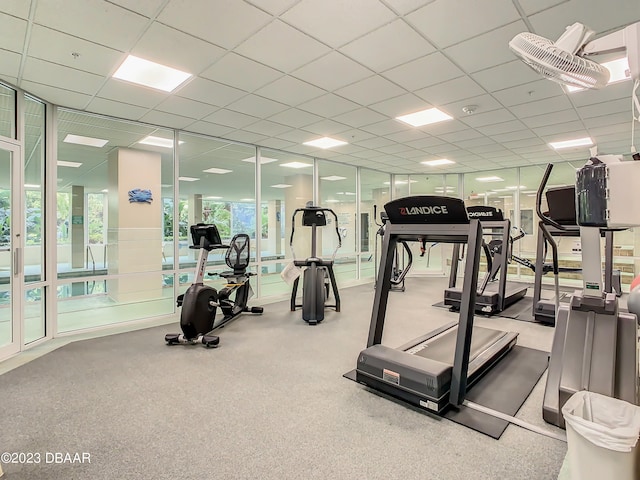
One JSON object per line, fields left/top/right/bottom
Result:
{"left": 190, "top": 223, "right": 223, "bottom": 249}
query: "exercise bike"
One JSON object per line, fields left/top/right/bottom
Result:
{"left": 289, "top": 204, "right": 341, "bottom": 325}
{"left": 165, "top": 223, "right": 263, "bottom": 348}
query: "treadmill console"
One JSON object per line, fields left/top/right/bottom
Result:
{"left": 466, "top": 205, "right": 504, "bottom": 221}
{"left": 384, "top": 196, "right": 469, "bottom": 224}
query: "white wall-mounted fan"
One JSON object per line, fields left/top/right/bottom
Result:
{"left": 509, "top": 22, "right": 640, "bottom": 89}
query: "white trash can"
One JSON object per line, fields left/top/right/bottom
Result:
{"left": 562, "top": 391, "right": 640, "bottom": 480}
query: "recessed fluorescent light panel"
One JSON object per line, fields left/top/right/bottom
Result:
{"left": 241, "top": 156, "right": 279, "bottom": 164}
{"left": 178, "top": 176, "right": 199, "bottom": 182}
{"left": 396, "top": 107, "right": 453, "bottom": 127}
{"left": 384, "top": 180, "right": 418, "bottom": 185}
{"left": 112, "top": 55, "right": 192, "bottom": 92}
{"left": 101, "top": 189, "right": 108, "bottom": 193}
{"left": 241, "top": 198, "right": 255, "bottom": 202}
{"left": 321, "top": 176, "right": 347, "bottom": 181}
{"left": 303, "top": 137, "right": 348, "bottom": 149}
{"left": 566, "top": 57, "right": 631, "bottom": 92}
{"left": 138, "top": 136, "right": 184, "bottom": 148}
{"left": 549, "top": 137, "right": 593, "bottom": 150}
{"left": 421, "top": 159, "right": 455, "bottom": 166}
{"left": 24, "top": 184, "right": 41, "bottom": 188}
{"left": 205, "top": 196, "right": 222, "bottom": 200}
{"left": 271, "top": 184, "right": 292, "bottom": 189}
{"left": 280, "top": 162, "right": 312, "bottom": 169}
{"left": 337, "top": 192, "right": 356, "bottom": 195}
{"left": 203, "top": 167, "right": 232, "bottom": 174}
{"left": 505, "top": 185, "right": 526, "bottom": 190}
{"left": 476, "top": 176, "right": 504, "bottom": 182}
{"left": 326, "top": 199, "right": 340, "bottom": 203}
{"left": 63, "top": 134, "right": 108, "bottom": 148}
{"left": 57, "top": 160, "right": 82, "bottom": 168}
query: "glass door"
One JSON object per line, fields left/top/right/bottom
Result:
{"left": 0, "top": 140, "right": 22, "bottom": 358}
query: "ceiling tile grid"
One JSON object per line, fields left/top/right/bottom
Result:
{"left": 1, "top": 0, "right": 638, "bottom": 176}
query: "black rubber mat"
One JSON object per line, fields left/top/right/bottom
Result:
{"left": 344, "top": 345, "right": 549, "bottom": 439}
{"left": 443, "top": 345, "right": 548, "bottom": 438}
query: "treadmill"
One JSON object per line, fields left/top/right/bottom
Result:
{"left": 355, "top": 196, "right": 519, "bottom": 413}
{"left": 444, "top": 205, "right": 527, "bottom": 315}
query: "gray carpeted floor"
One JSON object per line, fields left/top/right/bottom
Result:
{"left": 0, "top": 276, "right": 566, "bottom": 480}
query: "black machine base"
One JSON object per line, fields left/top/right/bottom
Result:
{"left": 444, "top": 282, "right": 527, "bottom": 315}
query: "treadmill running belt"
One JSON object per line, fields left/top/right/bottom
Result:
{"left": 410, "top": 327, "right": 505, "bottom": 365}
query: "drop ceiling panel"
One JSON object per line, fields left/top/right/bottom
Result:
{"left": 444, "top": 21, "right": 528, "bottom": 73}
{"left": 291, "top": 52, "right": 373, "bottom": 92}
{"left": 492, "top": 79, "right": 564, "bottom": 107}
{"left": 405, "top": 0, "right": 520, "bottom": 48}
{"left": 521, "top": 109, "right": 580, "bottom": 128}
{"left": 335, "top": 75, "right": 406, "bottom": 106}
{"left": 529, "top": 0, "right": 640, "bottom": 41}
{"left": 236, "top": 20, "right": 331, "bottom": 73}
{"left": 422, "top": 119, "right": 469, "bottom": 135}
{"left": 333, "top": 108, "right": 387, "bottom": 128}
{"left": 132, "top": 23, "right": 226, "bottom": 74}
{"left": 509, "top": 95, "right": 573, "bottom": 118}
{"left": 517, "top": 0, "right": 566, "bottom": 15}
{"left": 200, "top": 53, "right": 282, "bottom": 93}
{"left": 139, "top": 110, "right": 194, "bottom": 129}
{"left": 176, "top": 77, "right": 247, "bottom": 107}
{"left": 243, "top": 119, "right": 292, "bottom": 136}
{"left": 20, "top": 80, "right": 92, "bottom": 110}
{"left": 405, "top": 136, "right": 446, "bottom": 149}
{"left": 476, "top": 120, "right": 527, "bottom": 136}
{"left": 533, "top": 120, "right": 586, "bottom": 137}
{"left": 97, "top": 78, "right": 168, "bottom": 108}
{"left": 443, "top": 94, "right": 503, "bottom": 118}
{"left": 255, "top": 76, "right": 325, "bottom": 106}
{"left": 569, "top": 81, "right": 632, "bottom": 107}
{"left": 202, "top": 109, "right": 260, "bottom": 129}
{"left": 384, "top": 129, "right": 431, "bottom": 143}
{"left": 86, "top": 97, "right": 149, "bottom": 119}
{"left": 34, "top": 0, "right": 148, "bottom": 51}
{"left": 302, "top": 119, "right": 351, "bottom": 136}
{"left": 354, "top": 136, "right": 396, "bottom": 149}
{"left": 576, "top": 98, "right": 631, "bottom": 119}
{"left": 2, "top": 0, "right": 31, "bottom": 18}
{"left": 415, "top": 76, "right": 487, "bottom": 106}
{"left": 245, "top": 0, "right": 300, "bottom": 15}
{"left": 108, "top": 0, "right": 167, "bottom": 17}
{"left": 223, "top": 130, "right": 268, "bottom": 144}
{"left": 156, "top": 96, "right": 219, "bottom": 120}
{"left": 28, "top": 25, "right": 123, "bottom": 77}
{"left": 361, "top": 119, "right": 408, "bottom": 136}
{"left": 490, "top": 129, "right": 537, "bottom": 143}
{"left": 298, "top": 93, "right": 360, "bottom": 117}
{"left": 473, "top": 60, "right": 540, "bottom": 92}
{"left": 267, "top": 108, "right": 323, "bottom": 128}
{"left": 256, "top": 137, "right": 297, "bottom": 150}
{"left": 339, "top": 128, "right": 377, "bottom": 143}
{"left": 382, "top": 0, "right": 436, "bottom": 15}
{"left": 0, "top": 49, "right": 21, "bottom": 78}
{"left": 281, "top": 0, "right": 396, "bottom": 48}
{"left": 383, "top": 52, "right": 464, "bottom": 91}
{"left": 22, "top": 57, "right": 104, "bottom": 96}
{"left": 368, "top": 93, "right": 428, "bottom": 117}
{"left": 456, "top": 136, "right": 501, "bottom": 149}
{"left": 460, "top": 108, "right": 516, "bottom": 128}
{"left": 158, "top": 0, "right": 271, "bottom": 50}
{"left": 582, "top": 112, "right": 632, "bottom": 128}
{"left": 339, "top": 19, "right": 435, "bottom": 72}
{"left": 438, "top": 128, "right": 485, "bottom": 143}
{"left": 0, "top": 12, "right": 27, "bottom": 53}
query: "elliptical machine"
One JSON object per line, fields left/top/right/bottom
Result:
{"left": 289, "top": 204, "right": 342, "bottom": 325}
{"left": 373, "top": 204, "right": 413, "bottom": 291}
{"left": 165, "top": 223, "right": 263, "bottom": 348}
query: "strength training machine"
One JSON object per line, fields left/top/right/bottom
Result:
{"left": 355, "top": 196, "right": 519, "bottom": 413}
{"left": 444, "top": 205, "right": 527, "bottom": 315}
{"left": 290, "top": 204, "right": 341, "bottom": 325}
{"left": 165, "top": 223, "right": 263, "bottom": 347}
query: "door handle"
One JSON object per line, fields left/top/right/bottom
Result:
{"left": 13, "top": 247, "right": 20, "bottom": 276}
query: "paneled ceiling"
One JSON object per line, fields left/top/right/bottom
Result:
{"left": 1, "top": 0, "right": 639, "bottom": 178}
